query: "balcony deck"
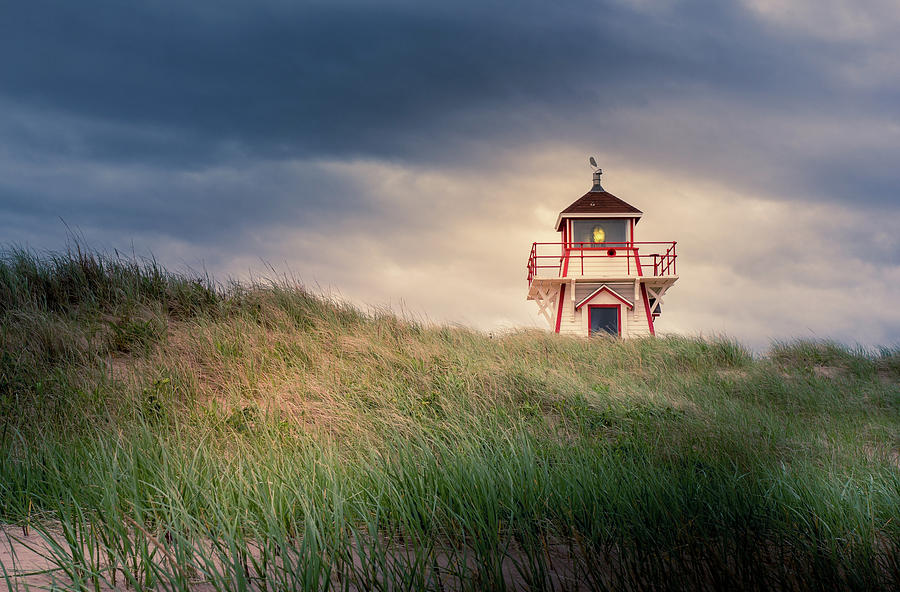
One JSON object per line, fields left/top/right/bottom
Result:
{"left": 526, "top": 241, "right": 678, "bottom": 301}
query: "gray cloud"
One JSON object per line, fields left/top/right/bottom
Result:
{"left": 0, "top": 2, "right": 861, "bottom": 159}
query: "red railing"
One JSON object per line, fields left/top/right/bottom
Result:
{"left": 527, "top": 241, "right": 677, "bottom": 285}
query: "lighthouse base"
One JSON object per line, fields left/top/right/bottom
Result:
{"left": 528, "top": 277, "right": 677, "bottom": 338}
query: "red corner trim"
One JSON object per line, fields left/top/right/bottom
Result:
{"left": 640, "top": 283, "right": 656, "bottom": 336}
{"left": 554, "top": 284, "right": 566, "bottom": 333}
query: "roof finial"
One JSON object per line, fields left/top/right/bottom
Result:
{"left": 589, "top": 156, "right": 604, "bottom": 192}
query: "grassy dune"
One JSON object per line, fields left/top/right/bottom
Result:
{"left": 0, "top": 247, "right": 898, "bottom": 591}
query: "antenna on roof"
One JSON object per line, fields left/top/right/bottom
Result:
{"left": 588, "top": 157, "right": 604, "bottom": 191}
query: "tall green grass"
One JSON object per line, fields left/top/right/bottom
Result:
{"left": 1, "top": 247, "right": 898, "bottom": 590}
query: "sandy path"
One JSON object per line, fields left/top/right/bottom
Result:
{"left": 1, "top": 525, "right": 76, "bottom": 590}
{"left": 2, "top": 523, "right": 583, "bottom": 591}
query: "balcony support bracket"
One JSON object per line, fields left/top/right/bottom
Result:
{"left": 533, "top": 285, "right": 559, "bottom": 326}
{"left": 645, "top": 285, "right": 669, "bottom": 315}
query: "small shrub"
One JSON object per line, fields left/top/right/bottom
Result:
{"left": 226, "top": 405, "right": 260, "bottom": 434}
{"left": 139, "top": 376, "right": 180, "bottom": 424}
{"left": 110, "top": 314, "right": 165, "bottom": 353}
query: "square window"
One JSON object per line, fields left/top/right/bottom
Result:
{"left": 572, "top": 219, "right": 627, "bottom": 247}
{"left": 589, "top": 305, "right": 619, "bottom": 336}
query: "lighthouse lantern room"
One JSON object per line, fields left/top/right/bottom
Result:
{"left": 526, "top": 165, "right": 678, "bottom": 338}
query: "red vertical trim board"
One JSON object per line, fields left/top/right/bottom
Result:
{"left": 560, "top": 228, "right": 566, "bottom": 276}
{"left": 640, "top": 283, "right": 656, "bottom": 336}
{"left": 554, "top": 284, "right": 566, "bottom": 333}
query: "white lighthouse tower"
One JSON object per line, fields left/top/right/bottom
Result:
{"left": 526, "top": 165, "right": 678, "bottom": 337}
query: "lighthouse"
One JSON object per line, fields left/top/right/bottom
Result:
{"left": 526, "top": 166, "right": 678, "bottom": 337}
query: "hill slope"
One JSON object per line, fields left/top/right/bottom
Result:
{"left": 1, "top": 248, "right": 899, "bottom": 591}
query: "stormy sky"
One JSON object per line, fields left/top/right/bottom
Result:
{"left": 2, "top": 0, "right": 899, "bottom": 348}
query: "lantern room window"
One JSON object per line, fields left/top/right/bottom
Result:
{"left": 572, "top": 219, "right": 627, "bottom": 248}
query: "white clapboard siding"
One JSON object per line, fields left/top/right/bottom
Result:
{"left": 627, "top": 286, "right": 652, "bottom": 337}
{"left": 566, "top": 251, "right": 634, "bottom": 278}
{"left": 557, "top": 288, "right": 580, "bottom": 335}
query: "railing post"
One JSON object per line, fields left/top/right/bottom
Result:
{"left": 672, "top": 242, "right": 677, "bottom": 275}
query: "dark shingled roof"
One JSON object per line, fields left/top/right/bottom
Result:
{"left": 555, "top": 191, "right": 642, "bottom": 230}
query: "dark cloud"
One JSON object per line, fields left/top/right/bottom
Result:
{"left": 0, "top": 1, "right": 849, "bottom": 162}
{"left": 0, "top": 153, "right": 373, "bottom": 244}
{"left": 3, "top": 0, "right": 896, "bottom": 206}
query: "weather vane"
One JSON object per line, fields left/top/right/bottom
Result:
{"left": 589, "top": 156, "right": 601, "bottom": 176}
